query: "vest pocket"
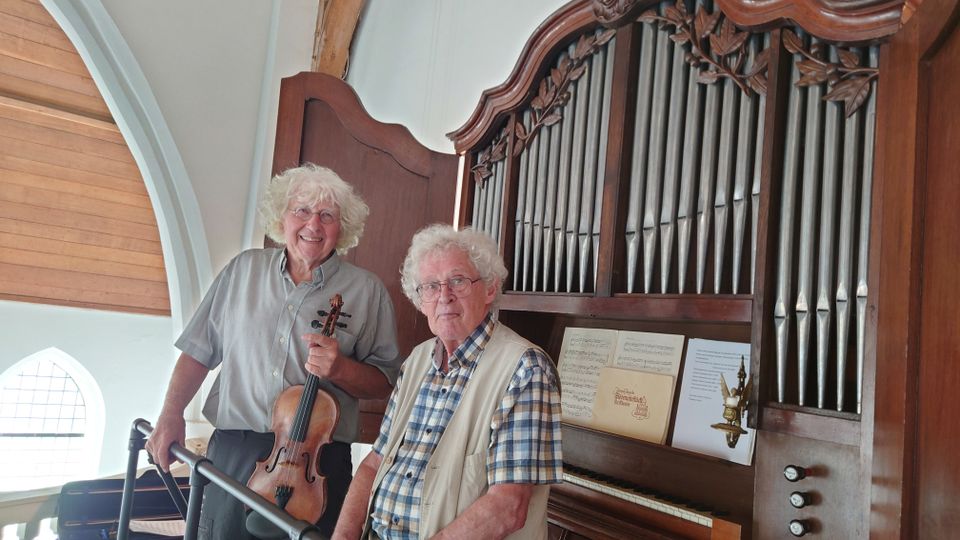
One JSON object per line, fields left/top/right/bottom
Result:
{"left": 457, "top": 451, "right": 487, "bottom": 515}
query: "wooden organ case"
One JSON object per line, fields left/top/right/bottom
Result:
{"left": 445, "top": 0, "right": 958, "bottom": 538}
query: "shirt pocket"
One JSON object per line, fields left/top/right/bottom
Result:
{"left": 333, "top": 328, "right": 358, "bottom": 357}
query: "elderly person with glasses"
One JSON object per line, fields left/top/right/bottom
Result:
{"left": 334, "top": 224, "right": 562, "bottom": 540}
{"left": 146, "top": 164, "right": 400, "bottom": 540}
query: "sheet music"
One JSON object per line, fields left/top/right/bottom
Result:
{"left": 557, "top": 327, "right": 618, "bottom": 423}
{"left": 671, "top": 339, "right": 755, "bottom": 465}
{"left": 612, "top": 331, "right": 685, "bottom": 377}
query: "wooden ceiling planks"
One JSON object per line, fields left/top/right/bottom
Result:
{"left": 0, "top": 0, "right": 169, "bottom": 315}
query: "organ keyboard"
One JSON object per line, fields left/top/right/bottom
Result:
{"left": 549, "top": 465, "right": 743, "bottom": 540}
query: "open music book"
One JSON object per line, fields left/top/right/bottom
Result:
{"left": 557, "top": 327, "right": 684, "bottom": 444}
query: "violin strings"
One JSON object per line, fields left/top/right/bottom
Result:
{"left": 274, "top": 300, "right": 340, "bottom": 504}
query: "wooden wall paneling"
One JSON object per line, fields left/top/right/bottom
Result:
{"left": 868, "top": 17, "right": 922, "bottom": 540}
{"left": 915, "top": 8, "right": 960, "bottom": 538}
{"left": 0, "top": 153, "right": 145, "bottom": 194}
{"left": 753, "top": 430, "right": 863, "bottom": 538}
{"left": 0, "top": 1, "right": 167, "bottom": 315}
{"left": 596, "top": 23, "right": 641, "bottom": 297}
{"left": 0, "top": 0, "right": 59, "bottom": 28}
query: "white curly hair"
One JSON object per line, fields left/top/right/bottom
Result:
{"left": 400, "top": 224, "right": 507, "bottom": 309}
{"left": 258, "top": 163, "right": 369, "bottom": 254}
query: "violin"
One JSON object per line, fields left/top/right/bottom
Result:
{"left": 246, "top": 294, "right": 347, "bottom": 523}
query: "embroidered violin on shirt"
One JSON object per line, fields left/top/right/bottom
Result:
{"left": 246, "top": 294, "right": 348, "bottom": 522}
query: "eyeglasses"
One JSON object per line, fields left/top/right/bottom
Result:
{"left": 416, "top": 276, "right": 482, "bottom": 303}
{"left": 288, "top": 207, "right": 338, "bottom": 224}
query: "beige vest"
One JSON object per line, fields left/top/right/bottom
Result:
{"left": 365, "top": 323, "right": 550, "bottom": 539}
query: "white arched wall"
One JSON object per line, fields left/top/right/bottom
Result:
{"left": 41, "top": 0, "right": 212, "bottom": 330}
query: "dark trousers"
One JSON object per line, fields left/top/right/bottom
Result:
{"left": 198, "top": 429, "right": 352, "bottom": 540}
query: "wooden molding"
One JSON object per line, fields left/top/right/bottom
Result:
{"left": 272, "top": 72, "right": 438, "bottom": 177}
{"left": 715, "top": 0, "right": 907, "bottom": 43}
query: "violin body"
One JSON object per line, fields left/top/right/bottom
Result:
{"left": 246, "top": 294, "right": 346, "bottom": 523}
{"left": 247, "top": 384, "right": 340, "bottom": 523}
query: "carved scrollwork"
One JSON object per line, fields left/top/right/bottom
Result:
{"left": 471, "top": 135, "right": 508, "bottom": 186}
{"left": 782, "top": 29, "right": 878, "bottom": 117}
{"left": 638, "top": 0, "right": 769, "bottom": 96}
{"left": 511, "top": 28, "right": 617, "bottom": 159}
{"left": 593, "top": 0, "right": 644, "bottom": 25}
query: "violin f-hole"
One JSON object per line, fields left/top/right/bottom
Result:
{"left": 302, "top": 451, "right": 316, "bottom": 483}
{"left": 264, "top": 446, "right": 286, "bottom": 473}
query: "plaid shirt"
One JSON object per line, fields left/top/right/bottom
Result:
{"left": 369, "top": 313, "right": 562, "bottom": 539}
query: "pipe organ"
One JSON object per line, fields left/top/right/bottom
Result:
{"left": 447, "top": 0, "right": 935, "bottom": 537}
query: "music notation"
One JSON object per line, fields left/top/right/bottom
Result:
{"left": 561, "top": 464, "right": 728, "bottom": 528}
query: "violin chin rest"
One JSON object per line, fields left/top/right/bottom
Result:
{"left": 245, "top": 509, "right": 289, "bottom": 540}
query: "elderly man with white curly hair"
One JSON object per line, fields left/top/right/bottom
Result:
{"left": 146, "top": 163, "right": 401, "bottom": 540}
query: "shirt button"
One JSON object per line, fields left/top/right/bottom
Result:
{"left": 392, "top": 516, "right": 399, "bottom": 524}
{"left": 279, "top": 336, "right": 286, "bottom": 344}
{"left": 272, "top": 370, "right": 279, "bottom": 377}
{"left": 287, "top": 304, "right": 294, "bottom": 311}
{"left": 441, "top": 388, "right": 447, "bottom": 394}
{"left": 426, "top": 428, "right": 432, "bottom": 434}
{"left": 405, "top": 472, "right": 412, "bottom": 478}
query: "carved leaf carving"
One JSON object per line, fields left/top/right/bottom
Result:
{"left": 783, "top": 28, "right": 879, "bottom": 117}
{"left": 637, "top": 1, "right": 768, "bottom": 96}
{"left": 570, "top": 63, "right": 588, "bottom": 81}
{"left": 694, "top": 8, "right": 720, "bottom": 40}
{"left": 637, "top": 9, "right": 658, "bottom": 24}
{"left": 838, "top": 49, "right": 860, "bottom": 69}
{"left": 509, "top": 27, "right": 615, "bottom": 159}
{"left": 782, "top": 29, "right": 804, "bottom": 55}
{"left": 824, "top": 76, "right": 873, "bottom": 117}
{"left": 542, "top": 113, "right": 562, "bottom": 126}
{"left": 596, "top": 28, "right": 616, "bottom": 46}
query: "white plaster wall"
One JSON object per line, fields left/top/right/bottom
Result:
{"left": 347, "top": 0, "right": 569, "bottom": 153}
{"left": 97, "top": 0, "right": 318, "bottom": 272}
{"left": 0, "top": 301, "right": 175, "bottom": 479}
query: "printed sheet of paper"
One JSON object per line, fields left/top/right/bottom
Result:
{"left": 591, "top": 367, "right": 675, "bottom": 444}
{"left": 671, "top": 339, "right": 756, "bottom": 466}
{"left": 557, "top": 327, "right": 618, "bottom": 424}
{"left": 613, "top": 331, "right": 685, "bottom": 377}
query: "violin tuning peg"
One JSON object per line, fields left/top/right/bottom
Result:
{"left": 336, "top": 322, "right": 348, "bottom": 328}
{"left": 311, "top": 320, "right": 321, "bottom": 329}
{"left": 317, "top": 310, "right": 329, "bottom": 317}
{"left": 341, "top": 312, "right": 352, "bottom": 318}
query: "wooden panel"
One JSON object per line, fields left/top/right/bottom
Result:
{"left": 0, "top": 0, "right": 110, "bottom": 119}
{"left": 0, "top": 153, "right": 146, "bottom": 194}
{"left": 0, "top": 0, "right": 168, "bottom": 315}
{"left": 754, "top": 430, "right": 863, "bottom": 538}
{"left": 916, "top": 10, "right": 960, "bottom": 539}
{"left": 0, "top": 0, "right": 58, "bottom": 28}
{"left": 0, "top": 94, "right": 124, "bottom": 143}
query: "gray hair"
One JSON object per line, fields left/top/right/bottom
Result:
{"left": 258, "top": 163, "right": 369, "bottom": 254}
{"left": 400, "top": 224, "right": 508, "bottom": 308}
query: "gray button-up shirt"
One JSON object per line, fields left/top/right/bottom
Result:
{"left": 176, "top": 248, "right": 400, "bottom": 442}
